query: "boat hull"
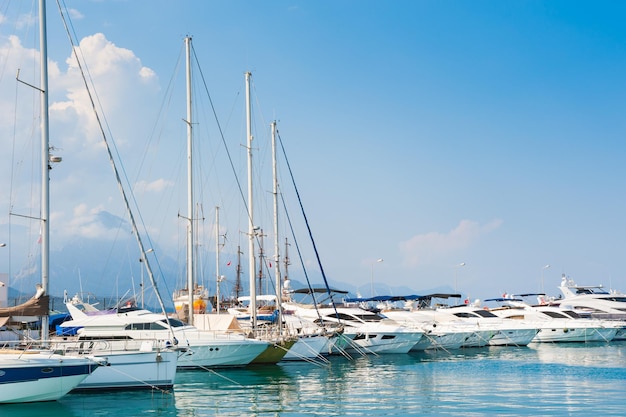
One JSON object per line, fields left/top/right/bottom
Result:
{"left": 411, "top": 330, "right": 473, "bottom": 351}
{"left": 460, "top": 330, "right": 495, "bottom": 348}
{"left": 0, "top": 352, "right": 97, "bottom": 403}
{"left": 177, "top": 339, "right": 269, "bottom": 368}
{"left": 344, "top": 331, "right": 423, "bottom": 354}
{"left": 533, "top": 326, "right": 617, "bottom": 343}
{"left": 489, "top": 328, "right": 540, "bottom": 346}
{"left": 73, "top": 350, "right": 178, "bottom": 391}
{"left": 282, "top": 335, "right": 328, "bottom": 361}
{"left": 250, "top": 339, "right": 295, "bottom": 364}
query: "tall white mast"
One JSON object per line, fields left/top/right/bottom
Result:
{"left": 271, "top": 121, "right": 283, "bottom": 333}
{"left": 39, "top": 0, "right": 50, "bottom": 341}
{"left": 215, "top": 206, "right": 220, "bottom": 314}
{"left": 245, "top": 72, "right": 256, "bottom": 331}
{"left": 185, "top": 36, "right": 195, "bottom": 325}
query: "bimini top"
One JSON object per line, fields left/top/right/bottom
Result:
{"left": 421, "top": 293, "right": 463, "bottom": 299}
{"left": 291, "top": 287, "right": 349, "bottom": 295}
{"left": 344, "top": 295, "right": 422, "bottom": 303}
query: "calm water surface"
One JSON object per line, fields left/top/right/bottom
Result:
{"left": 4, "top": 342, "right": 626, "bottom": 416}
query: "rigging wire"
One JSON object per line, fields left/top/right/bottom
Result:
{"left": 55, "top": 0, "right": 175, "bottom": 337}
{"left": 276, "top": 129, "right": 342, "bottom": 323}
{"left": 190, "top": 45, "right": 252, "bottom": 230}
{"left": 54, "top": 0, "right": 142, "bottom": 290}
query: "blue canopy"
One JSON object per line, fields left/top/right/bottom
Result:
{"left": 344, "top": 294, "right": 422, "bottom": 303}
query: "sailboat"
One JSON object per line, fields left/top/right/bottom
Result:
{"left": 231, "top": 72, "right": 296, "bottom": 364}
{"left": 15, "top": 2, "right": 183, "bottom": 391}
{"left": 0, "top": 0, "right": 102, "bottom": 403}
{"left": 140, "top": 36, "right": 269, "bottom": 369}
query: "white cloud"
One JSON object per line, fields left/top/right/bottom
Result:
{"left": 139, "top": 66, "right": 156, "bottom": 81}
{"left": 68, "top": 9, "right": 84, "bottom": 20}
{"left": 59, "top": 204, "right": 120, "bottom": 240}
{"left": 134, "top": 178, "right": 173, "bottom": 193}
{"left": 399, "top": 219, "right": 503, "bottom": 267}
{"left": 15, "top": 13, "right": 35, "bottom": 30}
{"left": 51, "top": 33, "right": 159, "bottom": 152}
{"left": 0, "top": 28, "right": 164, "bottom": 246}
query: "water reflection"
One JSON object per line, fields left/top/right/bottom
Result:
{"left": 5, "top": 342, "right": 626, "bottom": 416}
{"left": 529, "top": 341, "right": 626, "bottom": 368}
{"left": 62, "top": 389, "right": 176, "bottom": 417}
{"left": 2, "top": 401, "right": 81, "bottom": 417}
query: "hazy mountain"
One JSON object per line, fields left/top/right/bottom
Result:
{"left": 3, "top": 210, "right": 453, "bottom": 310}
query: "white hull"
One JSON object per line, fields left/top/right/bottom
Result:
{"left": 325, "top": 333, "right": 356, "bottom": 355}
{"left": 282, "top": 335, "right": 328, "bottom": 360}
{"left": 489, "top": 328, "right": 539, "bottom": 346}
{"left": 0, "top": 351, "right": 98, "bottom": 403}
{"left": 75, "top": 349, "right": 178, "bottom": 390}
{"left": 344, "top": 330, "right": 422, "bottom": 354}
{"left": 177, "top": 339, "right": 268, "bottom": 368}
{"left": 381, "top": 310, "right": 489, "bottom": 350}
{"left": 411, "top": 329, "right": 473, "bottom": 351}
{"left": 533, "top": 326, "right": 617, "bottom": 343}
{"left": 460, "top": 329, "right": 495, "bottom": 347}
{"left": 1, "top": 373, "right": 89, "bottom": 403}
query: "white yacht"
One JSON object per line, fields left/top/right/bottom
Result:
{"left": 488, "top": 295, "right": 619, "bottom": 343}
{"left": 58, "top": 296, "right": 269, "bottom": 369}
{"left": 435, "top": 301, "right": 539, "bottom": 347}
{"left": 51, "top": 340, "right": 179, "bottom": 391}
{"left": 556, "top": 276, "right": 626, "bottom": 339}
{"left": 0, "top": 349, "right": 101, "bottom": 403}
{"left": 283, "top": 288, "right": 424, "bottom": 354}
{"left": 381, "top": 309, "right": 475, "bottom": 351}
{"left": 281, "top": 312, "right": 346, "bottom": 360}
{"left": 348, "top": 295, "right": 473, "bottom": 351}
{"left": 227, "top": 294, "right": 342, "bottom": 361}
{"left": 383, "top": 293, "right": 497, "bottom": 348}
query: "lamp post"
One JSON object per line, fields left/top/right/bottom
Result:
{"left": 371, "top": 258, "right": 383, "bottom": 297}
{"left": 541, "top": 264, "right": 550, "bottom": 293}
{"left": 454, "top": 262, "right": 466, "bottom": 294}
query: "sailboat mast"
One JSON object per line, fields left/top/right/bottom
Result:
{"left": 215, "top": 206, "right": 220, "bottom": 314}
{"left": 271, "top": 121, "right": 283, "bottom": 331}
{"left": 245, "top": 71, "right": 256, "bottom": 330}
{"left": 284, "top": 238, "right": 290, "bottom": 284}
{"left": 258, "top": 230, "right": 264, "bottom": 295}
{"left": 39, "top": 0, "right": 50, "bottom": 341}
{"left": 235, "top": 245, "right": 242, "bottom": 298}
{"left": 185, "top": 36, "right": 195, "bottom": 325}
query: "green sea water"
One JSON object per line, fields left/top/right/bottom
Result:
{"left": 4, "top": 342, "right": 626, "bottom": 416}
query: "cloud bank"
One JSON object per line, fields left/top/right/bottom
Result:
{"left": 399, "top": 219, "right": 503, "bottom": 267}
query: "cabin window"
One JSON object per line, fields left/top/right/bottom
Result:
{"left": 354, "top": 314, "right": 383, "bottom": 322}
{"left": 540, "top": 311, "right": 567, "bottom": 319}
{"left": 160, "top": 318, "right": 186, "bottom": 328}
{"left": 453, "top": 312, "right": 476, "bottom": 318}
{"left": 473, "top": 310, "right": 499, "bottom": 318}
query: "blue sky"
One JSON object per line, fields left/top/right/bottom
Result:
{"left": 1, "top": 1, "right": 625, "bottom": 303}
